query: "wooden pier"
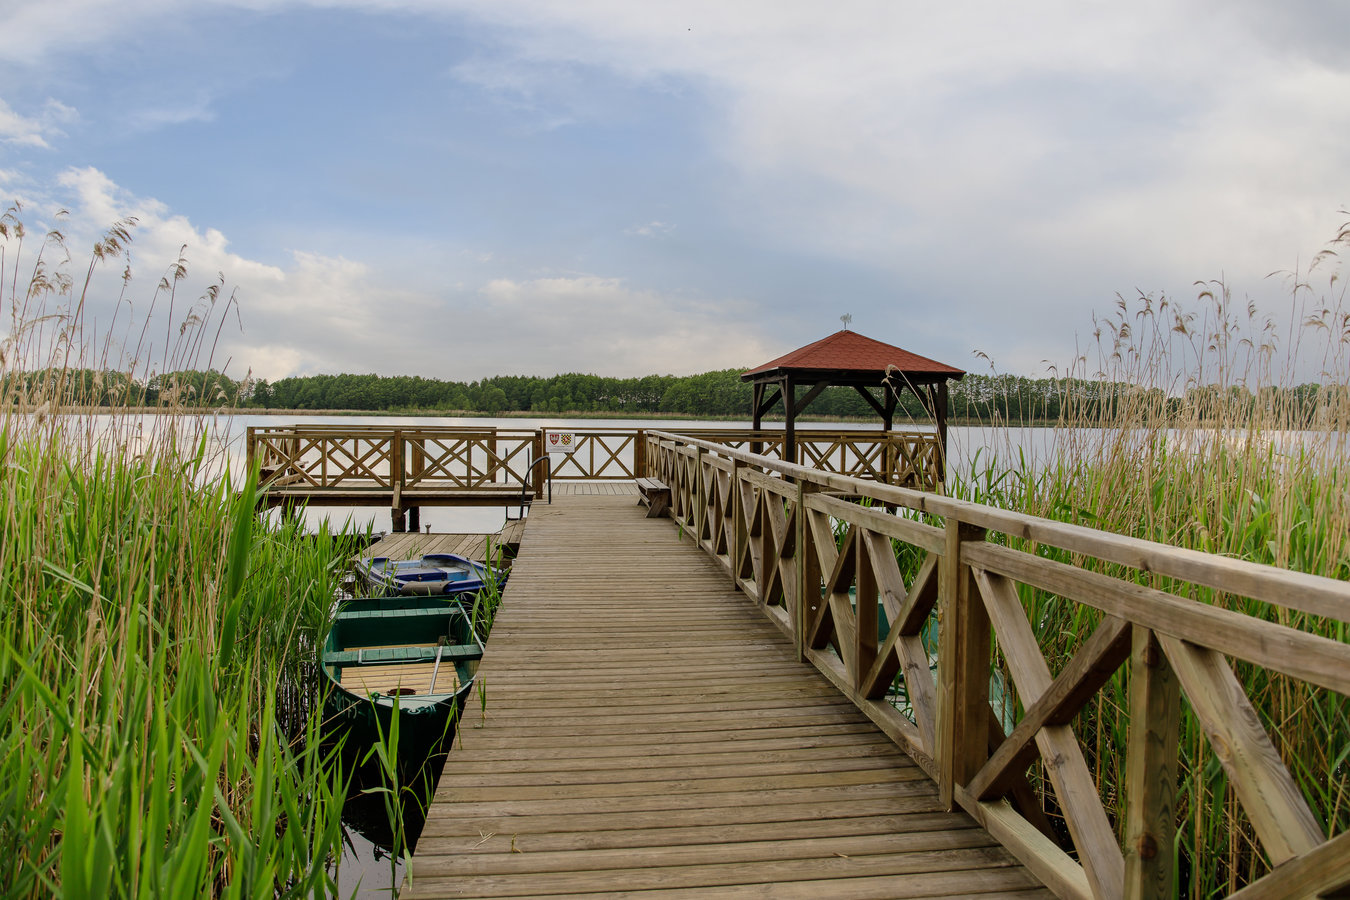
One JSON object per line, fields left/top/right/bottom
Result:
{"left": 246, "top": 425, "right": 945, "bottom": 532}
{"left": 319, "top": 427, "right": 1349, "bottom": 899}
{"left": 402, "top": 488, "right": 1053, "bottom": 899}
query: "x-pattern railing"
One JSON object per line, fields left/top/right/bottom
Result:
{"left": 680, "top": 429, "right": 941, "bottom": 489}
{"left": 547, "top": 432, "right": 637, "bottom": 479}
{"left": 324, "top": 435, "right": 394, "bottom": 486}
{"left": 405, "top": 433, "right": 536, "bottom": 488}
{"left": 645, "top": 430, "right": 1350, "bottom": 900}
{"left": 247, "top": 426, "right": 943, "bottom": 499}
{"left": 253, "top": 431, "right": 394, "bottom": 488}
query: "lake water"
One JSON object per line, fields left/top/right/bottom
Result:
{"left": 39, "top": 410, "right": 1123, "bottom": 534}
{"left": 39, "top": 410, "right": 1338, "bottom": 536}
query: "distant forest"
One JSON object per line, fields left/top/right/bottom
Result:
{"left": 9, "top": 367, "right": 1341, "bottom": 424}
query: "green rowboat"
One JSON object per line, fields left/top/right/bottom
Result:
{"left": 321, "top": 595, "right": 484, "bottom": 765}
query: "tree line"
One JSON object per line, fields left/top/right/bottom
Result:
{"left": 7, "top": 366, "right": 1344, "bottom": 425}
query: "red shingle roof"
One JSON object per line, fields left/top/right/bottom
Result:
{"left": 742, "top": 330, "right": 964, "bottom": 380}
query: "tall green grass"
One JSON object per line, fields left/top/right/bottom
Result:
{"left": 0, "top": 207, "right": 355, "bottom": 896}
{"left": 952, "top": 222, "right": 1350, "bottom": 896}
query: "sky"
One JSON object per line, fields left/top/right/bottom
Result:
{"left": 1, "top": 0, "right": 1348, "bottom": 386}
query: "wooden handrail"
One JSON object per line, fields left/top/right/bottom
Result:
{"left": 641, "top": 429, "right": 1350, "bottom": 900}
{"left": 245, "top": 425, "right": 948, "bottom": 494}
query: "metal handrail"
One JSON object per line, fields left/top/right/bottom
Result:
{"left": 507, "top": 454, "right": 552, "bottom": 520}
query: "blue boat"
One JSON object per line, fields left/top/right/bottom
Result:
{"left": 355, "top": 552, "right": 504, "bottom": 597}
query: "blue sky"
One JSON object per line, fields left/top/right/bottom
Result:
{"left": 2, "top": 1, "right": 1348, "bottom": 385}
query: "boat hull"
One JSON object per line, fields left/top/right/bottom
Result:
{"left": 354, "top": 553, "right": 505, "bottom": 597}
{"left": 320, "top": 595, "right": 484, "bottom": 770}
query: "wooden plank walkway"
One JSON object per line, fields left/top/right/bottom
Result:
{"left": 362, "top": 520, "right": 527, "bottom": 563}
{"left": 403, "top": 490, "right": 1052, "bottom": 899}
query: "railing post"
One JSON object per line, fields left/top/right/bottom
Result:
{"left": 530, "top": 430, "right": 544, "bottom": 496}
{"left": 794, "top": 480, "right": 818, "bottom": 662}
{"left": 488, "top": 428, "right": 499, "bottom": 484}
{"left": 937, "top": 516, "right": 989, "bottom": 810}
{"left": 729, "top": 458, "right": 746, "bottom": 588}
{"left": 1124, "top": 627, "right": 1179, "bottom": 900}
{"left": 635, "top": 429, "right": 646, "bottom": 477}
{"left": 855, "top": 518, "right": 878, "bottom": 690}
{"left": 391, "top": 430, "right": 406, "bottom": 532}
{"left": 385, "top": 430, "right": 398, "bottom": 489}
{"left": 693, "top": 445, "right": 706, "bottom": 547}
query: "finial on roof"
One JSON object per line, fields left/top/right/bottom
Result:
{"left": 840, "top": 313, "right": 852, "bottom": 331}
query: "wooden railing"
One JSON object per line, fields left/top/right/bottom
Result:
{"left": 679, "top": 428, "right": 943, "bottom": 487}
{"left": 644, "top": 430, "right": 1350, "bottom": 900}
{"left": 248, "top": 425, "right": 538, "bottom": 489}
{"left": 245, "top": 425, "right": 946, "bottom": 499}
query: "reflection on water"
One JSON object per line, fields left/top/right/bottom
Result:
{"left": 334, "top": 766, "right": 435, "bottom": 899}
{"left": 330, "top": 726, "right": 448, "bottom": 898}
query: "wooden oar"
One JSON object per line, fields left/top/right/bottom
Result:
{"left": 428, "top": 642, "right": 445, "bottom": 694}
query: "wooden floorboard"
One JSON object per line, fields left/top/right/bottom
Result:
{"left": 363, "top": 520, "right": 524, "bottom": 563}
{"left": 403, "top": 491, "right": 1052, "bottom": 899}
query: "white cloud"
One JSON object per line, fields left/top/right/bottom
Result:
{"left": 13, "top": 167, "right": 763, "bottom": 381}
{"left": 475, "top": 275, "right": 768, "bottom": 375}
{"left": 5, "top": 1, "right": 1348, "bottom": 380}
{"left": 127, "top": 96, "right": 218, "bottom": 130}
{"left": 626, "top": 221, "right": 673, "bottom": 238}
{"left": 0, "top": 97, "right": 76, "bottom": 148}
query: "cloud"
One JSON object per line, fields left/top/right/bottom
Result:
{"left": 625, "top": 220, "right": 673, "bottom": 238}
{"left": 42, "top": 169, "right": 435, "bottom": 381}
{"left": 474, "top": 275, "right": 769, "bottom": 375}
{"left": 0, "top": 97, "right": 77, "bottom": 148}
{"left": 14, "top": 167, "right": 765, "bottom": 382}
{"left": 4, "top": 2, "right": 1348, "bottom": 381}
{"left": 127, "top": 95, "right": 218, "bottom": 131}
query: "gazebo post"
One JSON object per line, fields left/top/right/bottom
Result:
{"left": 883, "top": 389, "right": 898, "bottom": 483}
{"left": 751, "top": 382, "right": 764, "bottom": 456}
{"left": 934, "top": 382, "right": 949, "bottom": 482}
{"left": 784, "top": 377, "right": 797, "bottom": 464}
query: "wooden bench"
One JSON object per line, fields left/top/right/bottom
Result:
{"left": 634, "top": 476, "right": 671, "bottom": 518}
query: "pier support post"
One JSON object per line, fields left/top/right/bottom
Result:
{"left": 391, "top": 507, "right": 407, "bottom": 533}
{"left": 1124, "top": 626, "right": 1179, "bottom": 900}
{"left": 408, "top": 506, "right": 420, "bottom": 533}
{"left": 937, "top": 519, "right": 989, "bottom": 810}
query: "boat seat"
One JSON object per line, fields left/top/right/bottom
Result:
{"left": 335, "top": 606, "right": 463, "bottom": 622}
{"left": 322, "top": 643, "right": 483, "bottom": 665}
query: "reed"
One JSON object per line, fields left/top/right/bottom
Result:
{"left": 0, "top": 208, "right": 353, "bottom": 896}
{"left": 467, "top": 538, "right": 510, "bottom": 643}
{"left": 952, "top": 221, "right": 1350, "bottom": 896}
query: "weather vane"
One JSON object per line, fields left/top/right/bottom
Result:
{"left": 840, "top": 313, "right": 852, "bottom": 330}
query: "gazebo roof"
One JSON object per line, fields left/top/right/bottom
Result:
{"left": 741, "top": 329, "right": 965, "bottom": 383}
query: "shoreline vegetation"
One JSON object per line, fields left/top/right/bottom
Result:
{"left": 3, "top": 209, "right": 1348, "bottom": 897}
{"left": 50, "top": 403, "right": 1067, "bottom": 427}
{"left": 0, "top": 208, "right": 370, "bottom": 896}
{"left": 10, "top": 366, "right": 1344, "bottom": 429}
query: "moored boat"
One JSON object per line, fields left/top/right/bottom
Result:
{"left": 354, "top": 552, "right": 504, "bottom": 597}
{"left": 320, "top": 594, "right": 484, "bottom": 765}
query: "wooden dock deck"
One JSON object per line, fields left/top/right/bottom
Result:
{"left": 360, "top": 519, "right": 528, "bottom": 563}
{"left": 402, "top": 489, "right": 1052, "bottom": 899}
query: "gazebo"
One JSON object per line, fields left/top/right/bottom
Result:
{"left": 741, "top": 329, "right": 965, "bottom": 468}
